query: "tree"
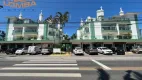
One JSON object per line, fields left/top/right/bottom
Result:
{"left": 56, "top": 11, "right": 69, "bottom": 28}
{"left": 0, "top": 30, "right": 6, "bottom": 41}
{"left": 71, "top": 33, "right": 77, "bottom": 40}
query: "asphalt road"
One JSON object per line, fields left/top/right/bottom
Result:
{"left": 0, "top": 55, "right": 142, "bottom": 80}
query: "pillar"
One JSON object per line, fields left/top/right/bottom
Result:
{"left": 90, "top": 43, "right": 93, "bottom": 47}
{"left": 23, "top": 44, "right": 26, "bottom": 48}
{"left": 123, "top": 43, "right": 126, "bottom": 51}
{"left": 15, "top": 44, "right": 17, "bottom": 48}
{"left": 0, "top": 44, "right": 1, "bottom": 50}
{"left": 7, "top": 44, "right": 10, "bottom": 50}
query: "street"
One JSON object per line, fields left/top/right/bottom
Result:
{"left": 0, "top": 54, "right": 142, "bottom": 80}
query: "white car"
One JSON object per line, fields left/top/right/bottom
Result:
{"left": 73, "top": 47, "right": 84, "bottom": 55}
{"left": 97, "top": 47, "right": 113, "bottom": 55}
{"left": 15, "top": 48, "right": 28, "bottom": 55}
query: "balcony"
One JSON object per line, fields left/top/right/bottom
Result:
{"left": 14, "top": 24, "right": 38, "bottom": 27}
{"left": 13, "top": 30, "right": 22, "bottom": 36}
{"left": 24, "top": 30, "right": 38, "bottom": 35}
{"left": 102, "top": 29, "right": 117, "bottom": 32}
{"left": 119, "top": 30, "right": 132, "bottom": 33}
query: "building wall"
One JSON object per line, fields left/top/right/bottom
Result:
{"left": 37, "top": 24, "right": 44, "bottom": 40}
{"left": 7, "top": 24, "right": 14, "bottom": 41}
{"left": 77, "top": 30, "right": 81, "bottom": 40}
{"left": 94, "top": 22, "right": 103, "bottom": 39}
{"left": 130, "top": 21, "right": 138, "bottom": 39}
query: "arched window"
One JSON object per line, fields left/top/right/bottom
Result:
{"left": 85, "top": 27, "right": 89, "bottom": 33}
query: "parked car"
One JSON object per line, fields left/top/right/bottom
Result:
{"left": 41, "top": 48, "right": 53, "bottom": 55}
{"left": 15, "top": 47, "right": 28, "bottom": 55}
{"left": 131, "top": 46, "right": 142, "bottom": 54}
{"left": 97, "top": 47, "right": 113, "bottom": 55}
{"left": 73, "top": 47, "right": 84, "bottom": 55}
{"left": 111, "top": 47, "right": 125, "bottom": 55}
{"left": 85, "top": 47, "right": 98, "bottom": 55}
{"left": 5, "top": 48, "right": 18, "bottom": 55}
{"left": 27, "top": 46, "right": 41, "bottom": 55}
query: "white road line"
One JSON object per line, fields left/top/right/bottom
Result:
{"left": 1, "top": 67, "right": 80, "bottom": 70}
{"left": 0, "top": 73, "right": 81, "bottom": 77}
{"left": 92, "top": 59, "right": 111, "bottom": 70}
{"left": 13, "top": 64, "right": 78, "bottom": 66}
{"left": 29, "top": 60, "right": 76, "bottom": 61}
{"left": 22, "top": 61, "right": 76, "bottom": 63}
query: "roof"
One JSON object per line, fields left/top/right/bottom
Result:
{"left": 112, "top": 12, "right": 140, "bottom": 18}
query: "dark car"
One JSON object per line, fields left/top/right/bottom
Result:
{"left": 85, "top": 47, "right": 98, "bottom": 55}
{"left": 5, "top": 48, "right": 18, "bottom": 55}
{"left": 41, "top": 48, "right": 53, "bottom": 55}
{"left": 111, "top": 47, "right": 125, "bottom": 55}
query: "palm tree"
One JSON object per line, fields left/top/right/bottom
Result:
{"left": 56, "top": 12, "right": 69, "bottom": 42}
{"left": 0, "top": 30, "right": 6, "bottom": 41}
{"left": 56, "top": 11, "right": 69, "bottom": 28}
{"left": 71, "top": 33, "right": 77, "bottom": 40}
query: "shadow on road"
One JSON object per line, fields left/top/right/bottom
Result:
{"left": 97, "top": 68, "right": 110, "bottom": 80}
{"left": 123, "top": 70, "right": 142, "bottom": 80}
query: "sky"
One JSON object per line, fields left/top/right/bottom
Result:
{"left": 0, "top": 0, "right": 142, "bottom": 36}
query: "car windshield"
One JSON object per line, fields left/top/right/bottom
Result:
{"left": 101, "top": 48, "right": 108, "bottom": 50}
{"left": 76, "top": 47, "right": 82, "bottom": 50}
{"left": 17, "top": 48, "right": 23, "bottom": 50}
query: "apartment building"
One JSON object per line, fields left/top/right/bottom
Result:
{"left": 77, "top": 7, "right": 139, "bottom": 40}
{"left": 72, "top": 7, "right": 141, "bottom": 51}
{"left": 0, "top": 10, "right": 64, "bottom": 49}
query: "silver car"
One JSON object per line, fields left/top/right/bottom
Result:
{"left": 15, "top": 48, "right": 28, "bottom": 55}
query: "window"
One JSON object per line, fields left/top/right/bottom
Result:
{"left": 119, "top": 24, "right": 130, "bottom": 30}
{"left": 49, "top": 31, "right": 55, "bottom": 36}
{"left": 24, "top": 20, "right": 29, "bottom": 23}
{"left": 85, "top": 27, "right": 89, "bottom": 33}
{"left": 102, "top": 27, "right": 116, "bottom": 30}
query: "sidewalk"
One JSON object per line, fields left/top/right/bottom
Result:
{"left": 125, "top": 52, "right": 135, "bottom": 55}
{"left": 49, "top": 52, "right": 72, "bottom": 57}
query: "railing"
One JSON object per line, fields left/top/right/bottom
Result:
{"left": 76, "top": 35, "right": 140, "bottom": 40}
{"left": 24, "top": 30, "right": 38, "bottom": 34}
{"left": 119, "top": 30, "right": 132, "bottom": 33}
{"left": 13, "top": 30, "right": 22, "bottom": 34}
{"left": 14, "top": 24, "right": 38, "bottom": 27}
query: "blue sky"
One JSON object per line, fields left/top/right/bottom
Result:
{"left": 0, "top": 0, "right": 142, "bottom": 36}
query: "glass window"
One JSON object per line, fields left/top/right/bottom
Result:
{"left": 85, "top": 27, "right": 89, "bottom": 33}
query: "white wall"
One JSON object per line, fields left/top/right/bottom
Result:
{"left": 37, "top": 24, "right": 44, "bottom": 40}
{"left": 7, "top": 24, "right": 14, "bottom": 41}
{"left": 130, "top": 21, "right": 138, "bottom": 39}
{"left": 94, "top": 22, "right": 103, "bottom": 39}
{"left": 116, "top": 24, "right": 120, "bottom": 35}
{"left": 77, "top": 30, "right": 81, "bottom": 40}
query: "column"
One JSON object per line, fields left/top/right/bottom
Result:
{"left": 0, "top": 44, "right": 1, "bottom": 50}
{"left": 15, "top": 44, "right": 17, "bottom": 48}
{"left": 23, "top": 44, "right": 26, "bottom": 48}
{"left": 90, "top": 43, "right": 93, "bottom": 47}
{"left": 7, "top": 44, "right": 10, "bottom": 50}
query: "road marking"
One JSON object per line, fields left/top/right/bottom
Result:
{"left": 13, "top": 64, "right": 78, "bottom": 66}
{"left": 29, "top": 60, "right": 76, "bottom": 62}
{"left": 1, "top": 67, "right": 79, "bottom": 70}
{"left": 22, "top": 61, "right": 76, "bottom": 63}
{"left": 92, "top": 59, "right": 111, "bottom": 70}
{"left": 0, "top": 73, "right": 81, "bottom": 77}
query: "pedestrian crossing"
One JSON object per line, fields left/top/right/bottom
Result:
{"left": 0, "top": 59, "right": 82, "bottom": 77}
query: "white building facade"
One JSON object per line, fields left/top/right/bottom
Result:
{"left": 6, "top": 10, "right": 63, "bottom": 42}
{"left": 77, "top": 7, "right": 140, "bottom": 40}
